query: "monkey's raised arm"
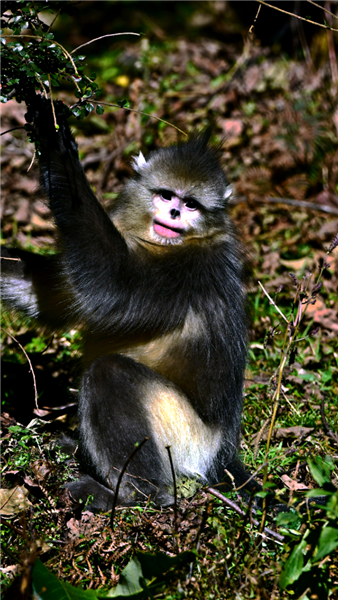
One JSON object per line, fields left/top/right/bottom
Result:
{"left": 27, "top": 98, "right": 111, "bottom": 228}
{"left": 26, "top": 97, "right": 134, "bottom": 327}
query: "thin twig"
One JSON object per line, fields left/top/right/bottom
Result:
{"left": 71, "top": 32, "right": 140, "bottom": 54}
{"left": 110, "top": 437, "right": 149, "bottom": 530}
{"left": 0, "top": 126, "right": 26, "bottom": 136}
{"left": 40, "top": 335, "right": 55, "bottom": 355}
{"left": 34, "top": 71, "right": 48, "bottom": 98}
{"left": 230, "top": 195, "right": 338, "bottom": 216}
{"left": 166, "top": 446, "right": 178, "bottom": 536}
{"left": 258, "top": 281, "right": 288, "bottom": 323}
{"left": 234, "top": 462, "right": 269, "bottom": 491}
{"left": 236, "top": 494, "right": 255, "bottom": 549}
{"left": 0, "top": 486, "right": 21, "bottom": 511}
{"left": 195, "top": 499, "right": 212, "bottom": 554}
{"left": 207, "top": 488, "right": 284, "bottom": 543}
{"left": 254, "top": 419, "right": 271, "bottom": 460}
{"left": 249, "top": 4, "right": 262, "bottom": 35}
{"left": 88, "top": 100, "right": 188, "bottom": 137}
{"left": 320, "top": 397, "right": 338, "bottom": 443}
{"left": 47, "top": 6, "right": 63, "bottom": 33}
{"left": 48, "top": 75, "right": 58, "bottom": 131}
{"left": 27, "top": 148, "right": 36, "bottom": 172}
{"left": 256, "top": 0, "right": 338, "bottom": 31}
{"left": 307, "top": 0, "right": 338, "bottom": 20}
{"left": 1, "top": 328, "right": 39, "bottom": 410}
{"left": 188, "top": 498, "right": 211, "bottom": 580}
{"left": 288, "top": 460, "right": 300, "bottom": 506}
{"left": 0, "top": 256, "right": 21, "bottom": 261}
{"left": 325, "top": 0, "right": 338, "bottom": 87}
{"left": 265, "top": 197, "right": 338, "bottom": 216}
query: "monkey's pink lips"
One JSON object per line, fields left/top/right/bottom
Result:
{"left": 153, "top": 220, "right": 183, "bottom": 239}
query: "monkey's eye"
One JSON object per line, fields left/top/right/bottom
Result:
{"left": 160, "top": 189, "right": 174, "bottom": 201}
{"left": 185, "top": 198, "right": 198, "bottom": 210}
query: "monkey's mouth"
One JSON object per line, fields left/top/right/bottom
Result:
{"left": 153, "top": 220, "right": 183, "bottom": 239}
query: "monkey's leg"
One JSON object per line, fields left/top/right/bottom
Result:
{"left": 1, "top": 248, "right": 76, "bottom": 329}
{"left": 68, "top": 354, "right": 224, "bottom": 510}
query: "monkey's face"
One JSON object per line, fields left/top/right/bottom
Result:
{"left": 152, "top": 189, "right": 201, "bottom": 241}
{"left": 114, "top": 139, "right": 232, "bottom": 248}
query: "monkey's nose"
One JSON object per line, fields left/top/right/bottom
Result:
{"left": 170, "top": 208, "right": 180, "bottom": 219}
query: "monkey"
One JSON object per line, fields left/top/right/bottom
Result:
{"left": 2, "top": 96, "right": 254, "bottom": 510}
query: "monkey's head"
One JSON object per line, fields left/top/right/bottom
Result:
{"left": 112, "top": 131, "right": 233, "bottom": 248}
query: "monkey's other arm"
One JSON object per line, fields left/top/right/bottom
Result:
{"left": 1, "top": 247, "right": 76, "bottom": 330}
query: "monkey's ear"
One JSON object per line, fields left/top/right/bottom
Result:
{"left": 131, "top": 151, "right": 147, "bottom": 172}
{"left": 223, "top": 185, "right": 233, "bottom": 201}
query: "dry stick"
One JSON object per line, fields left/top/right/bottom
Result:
{"left": 260, "top": 370, "right": 286, "bottom": 533}
{"left": 223, "top": 4, "right": 262, "bottom": 86}
{"left": 307, "top": 0, "right": 338, "bottom": 20}
{"left": 298, "top": 10, "right": 314, "bottom": 70}
{"left": 288, "top": 459, "right": 300, "bottom": 507}
{"left": 71, "top": 32, "right": 141, "bottom": 54}
{"left": 0, "top": 127, "right": 26, "bottom": 136}
{"left": 230, "top": 196, "right": 338, "bottom": 216}
{"left": 110, "top": 436, "right": 149, "bottom": 530}
{"left": 1, "top": 328, "right": 39, "bottom": 410}
{"left": 256, "top": 0, "right": 338, "bottom": 31}
{"left": 234, "top": 461, "right": 269, "bottom": 491}
{"left": 236, "top": 494, "right": 255, "bottom": 550}
{"left": 46, "top": 6, "right": 63, "bottom": 33}
{"left": 89, "top": 100, "right": 188, "bottom": 137}
{"left": 257, "top": 310, "right": 293, "bottom": 530}
{"left": 207, "top": 488, "right": 284, "bottom": 543}
{"left": 166, "top": 445, "right": 178, "bottom": 536}
{"left": 325, "top": 0, "right": 338, "bottom": 87}
{"left": 188, "top": 498, "right": 212, "bottom": 580}
{"left": 248, "top": 3, "right": 262, "bottom": 36}
{"left": 253, "top": 419, "right": 271, "bottom": 460}
{"left": 40, "top": 335, "right": 55, "bottom": 355}
{"left": 259, "top": 277, "right": 316, "bottom": 531}
{"left": 262, "top": 197, "right": 338, "bottom": 216}
{"left": 0, "top": 486, "right": 21, "bottom": 511}
{"left": 0, "top": 255, "right": 21, "bottom": 261}
{"left": 195, "top": 499, "right": 212, "bottom": 554}
{"left": 258, "top": 281, "right": 288, "bottom": 323}
{"left": 34, "top": 72, "right": 48, "bottom": 98}
{"left": 47, "top": 74, "right": 58, "bottom": 131}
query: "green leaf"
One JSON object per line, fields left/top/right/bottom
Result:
{"left": 117, "top": 99, "right": 128, "bottom": 108}
{"left": 279, "top": 539, "right": 307, "bottom": 589}
{"left": 71, "top": 107, "right": 82, "bottom": 118}
{"left": 307, "top": 456, "right": 333, "bottom": 487}
{"left": 108, "top": 556, "right": 145, "bottom": 597}
{"left": 32, "top": 559, "right": 98, "bottom": 599}
{"left": 84, "top": 103, "right": 94, "bottom": 113}
{"left": 96, "top": 104, "right": 104, "bottom": 115}
{"left": 312, "top": 527, "right": 338, "bottom": 562}
{"left": 276, "top": 511, "right": 300, "bottom": 528}
{"left": 305, "top": 489, "right": 332, "bottom": 498}
{"left": 107, "top": 551, "right": 195, "bottom": 598}
{"left": 326, "top": 491, "right": 338, "bottom": 519}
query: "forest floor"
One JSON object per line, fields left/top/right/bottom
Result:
{"left": 1, "top": 3, "right": 338, "bottom": 599}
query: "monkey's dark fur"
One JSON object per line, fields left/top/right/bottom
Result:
{"left": 2, "top": 97, "right": 255, "bottom": 510}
